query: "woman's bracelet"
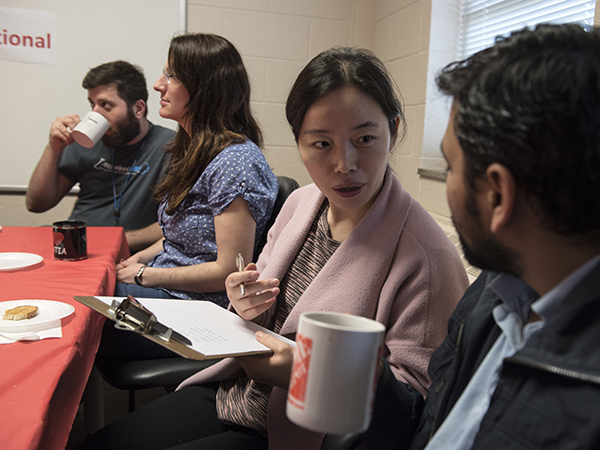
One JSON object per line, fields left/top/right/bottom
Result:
{"left": 134, "top": 265, "right": 147, "bottom": 287}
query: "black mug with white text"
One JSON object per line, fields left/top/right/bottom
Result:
{"left": 53, "top": 220, "right": 87, "bottom": 261}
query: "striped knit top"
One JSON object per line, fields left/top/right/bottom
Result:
{"left": 216, "top": 200, "right": 340, "bottom": 435}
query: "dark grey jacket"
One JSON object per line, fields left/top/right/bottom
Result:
{"left": 363, "top": 266, "right": 600, "bottom": 450}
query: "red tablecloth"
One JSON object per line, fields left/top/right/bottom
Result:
{"left": 0, "top": 226, "right": 129, "bottom": 450}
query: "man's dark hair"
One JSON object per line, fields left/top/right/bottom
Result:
{"left": 82, "top": 60, "right": 148, "bottom": 117}
{"left": 436, "top": 24, "right": 600, "bottom": 237}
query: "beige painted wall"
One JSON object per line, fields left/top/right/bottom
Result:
{"left": 0, "top": 193, "right": 77, "bottom": 227}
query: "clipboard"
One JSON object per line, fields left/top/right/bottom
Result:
{"left": 109, "top": 295, "right": 192, "bottom": 346}
{"left": 74, "top": 296, "right": 294, "bottom": 360}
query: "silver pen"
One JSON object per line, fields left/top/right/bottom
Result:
{"left": 236, "top": 253, "right": 246, "bottom": 296}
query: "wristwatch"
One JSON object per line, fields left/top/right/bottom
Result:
{"left": 134, "top": 265, "right": 147, "bottom": 287}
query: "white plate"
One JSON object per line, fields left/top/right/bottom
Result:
{"left": 0, "top": 300, "right": 75, "bottom": 332}
{"left": 0, "top": 252, "right": 44, "bottom": 271}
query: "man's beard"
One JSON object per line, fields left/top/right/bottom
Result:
{"left": 101, "top": 107, "right": 141, "bottom": 148}
{"left": 453, "top": 188, "right": 522, "bottom": 276}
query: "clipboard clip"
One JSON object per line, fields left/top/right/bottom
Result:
{"left": 107, "top": 295, "right": 192, "bottom": 346}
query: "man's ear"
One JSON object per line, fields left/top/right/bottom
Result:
{"left": 484, "top": 163, "right": 516, "bottom": 234}
{"left": 133, "top": 100, "right": 146, "bottom": 119}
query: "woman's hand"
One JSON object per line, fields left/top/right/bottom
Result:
{"left": 116, "top": 239, "right": 162, "bottom": 284}
{"left": 226, "top": 263, "right": 279, "bottom": 322}
{"left": 116, "top": 252, "right": 143, "bottom": 270}
{"left": 236, "top": 331, "right": 294, "bottom": 389}
{"left": 116, "top": 258, "right": 145, "bottom": 284}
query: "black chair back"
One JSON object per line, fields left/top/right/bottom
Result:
{"left": 254, "top": 176, "right": 299, "bottom": 260}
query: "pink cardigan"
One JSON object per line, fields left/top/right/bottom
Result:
{"left": 179, "top": 168, "right": 469, "bottom": 449}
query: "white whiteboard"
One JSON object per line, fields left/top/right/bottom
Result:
{"left": 0, "top": 0, "right": 185, "bottom": 189}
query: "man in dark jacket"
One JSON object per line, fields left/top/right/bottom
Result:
{"left": 361, "top": 23, "right": 600, "bottom": 450}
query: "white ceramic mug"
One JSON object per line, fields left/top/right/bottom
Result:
{"left": 286, "top": 312, "right": 385, "bottom": 435}
{"left": 71, "top": 111, "right": 110, "bottom": 148}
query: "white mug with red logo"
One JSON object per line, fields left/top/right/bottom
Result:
{"left": 286, "top": 312, "right": 385, "bottom": 435}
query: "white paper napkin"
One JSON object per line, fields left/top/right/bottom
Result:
{"left": 0, "top": 319, "right": 62, "bottom": 344}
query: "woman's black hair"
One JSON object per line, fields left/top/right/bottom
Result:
{"left": 286, "top": 47, "right": 405, "bottom": 144}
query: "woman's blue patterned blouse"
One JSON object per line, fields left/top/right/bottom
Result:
{"left": 149, "top": 140, "right": 278, "bottom": 306}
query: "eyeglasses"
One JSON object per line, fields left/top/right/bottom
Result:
{"left": 161, "top": 68, "right": 177, "bottom": 84}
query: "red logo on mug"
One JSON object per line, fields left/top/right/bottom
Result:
{"left": 53, "top": 232, "right": 64, "bottom": 246}
{"left": 288, "top": 333, "right": 312, "bottom": 409}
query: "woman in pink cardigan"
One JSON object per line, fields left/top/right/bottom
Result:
{"left": 80, "top": 47, "right": 469, "bottom": 450}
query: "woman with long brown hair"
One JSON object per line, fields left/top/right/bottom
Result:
{"left": 98, "top": 33, "right": 278, "bottom": 362}
{"left": 114, "top": 33, "right": 278, "bottom": 307}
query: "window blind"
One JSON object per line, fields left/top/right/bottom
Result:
{"left": 461, "top": 0, "right": 597, "bottom": 58}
